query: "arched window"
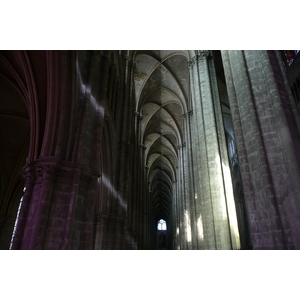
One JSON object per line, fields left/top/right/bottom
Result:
{"left": 157, "top": 219, "right": 167, "bottom": 230}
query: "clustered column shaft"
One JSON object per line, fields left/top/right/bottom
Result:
{"left": 221, "top": 50, "right": 300, "bottom": 249}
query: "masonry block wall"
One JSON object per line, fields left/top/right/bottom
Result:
{"left": 221, "top": 50, "right": 300, "bottom": 249}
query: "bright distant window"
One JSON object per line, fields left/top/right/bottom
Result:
{"left": 157, "top": 219, "right": 167, "bottom": 230}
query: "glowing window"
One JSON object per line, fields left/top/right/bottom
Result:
{"left": 229, "top": 139, "right": 235, "bottom": 157}
{"left": 9, "top": 187, "right": 25, "bottom": 249}
{"left": 157, "top": 219, "right": 167, "bottom": 230}
{"left": 280, "top": 50, "right": 300, "bottom": 70}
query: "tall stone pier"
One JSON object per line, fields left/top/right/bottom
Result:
{"left": 221, "top": 50, "right": 300, "bottom": 249}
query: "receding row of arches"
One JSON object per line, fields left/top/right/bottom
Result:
{"left": 133, "top": 50, "right": 191, "bottom": 249}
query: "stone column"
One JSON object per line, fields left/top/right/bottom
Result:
{"left": 188, "top": 61, "right": 205, "bottom": 249}
{"left": 188, "top": 51, "right": 240, "bottom": 250}
{"left": 170, "top": 180, "right": 175, "bottom": 249}
{"left": 183, "top": 112, "right": 194, "bottom": 249}
{"left": 176, "top": 144, "right": 186, "bottom": 249}
{"left": 95, "top": 213, "right": 127, "bottom": 250}
{"left": 140, "top": 144, "right": 148, "bottom": 250}
{"left": 5, "top": 51, "right": 112, "bottom": 250}
{"left": 221, "top": 50, "right": 300, "bottom": 249}
{"left": 184, "top": 109, "right": 202, "bottom": 249}
{"left": 144, "top": 164, "right": 150, "bottom": 249}
{"left": 12, "top": 158, "right": 99, "bottom": 249}
{"left": 173, "top": 166, "right": 181, "bottom": 249}
{"left": 180, "top": 135, "right": 193, "bottom": 250}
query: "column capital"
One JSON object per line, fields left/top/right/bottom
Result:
{"left": 22, "top": 161, "right": 38, "bottom": 184}
{"left": 134, "top": 111, "right": 143, "bottom": 120}
{"left": 22, "top": 158, "right": 100, "bottom": 185}
{"left": 189, "top": 51, "right": 211, "bottom": 66}
{"left": 188, "top": 56, "right": 198, "bottom": 68}
{"left": 190, "top": 51, "right": 212, "bottom": 63}
{"left": 183, "top": 110, "right": 193, "bottom": 118}
{"left": 197, "top": 50, "right": 211, "bottom": 60}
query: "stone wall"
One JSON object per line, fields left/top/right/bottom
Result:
{"left": 221, "top": 50, "right": 300, "bottom": 249}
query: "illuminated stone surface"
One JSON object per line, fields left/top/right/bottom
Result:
{"left": 1, "top": 50, "right": 300, "bottom": 249}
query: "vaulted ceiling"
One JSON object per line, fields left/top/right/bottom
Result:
{"left": 0, "top": 52, "right": 30, "bottom": 219}
{"left": 134, "top": 50, "right": 190, "bottom": 222}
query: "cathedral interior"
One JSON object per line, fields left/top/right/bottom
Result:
{"left": 1, "top": 50, "right": 300, "bottom": 250}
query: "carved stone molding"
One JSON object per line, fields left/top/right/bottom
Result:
{"left": 37, "top": 165, "right": 52, "bottom": 183}
{"left": 188, "top": 56, "right": 198, "bottom": 68}
{"left": 197, "top": 50, "right": 211, "bottom": 61}
{"left": 22, "top": 162, "right": 38, "bottom": 184}
{"left": 22, "top": 161, "right": 63, "bottom": 184}
{"left": 189, "top": 51, "right": 211, "bottom": 65}
{"left": 183, "top": 110, "right": 193, "bottom": 118}
{"left": 198, "top": 50, "right": 210, "bottom": 57}
{"left": 21, "top": 158, "right": 100, "bottom": 185}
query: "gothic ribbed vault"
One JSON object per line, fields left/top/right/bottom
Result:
{"left": 134, "top": 50, "right": 190, "bottom": 227}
